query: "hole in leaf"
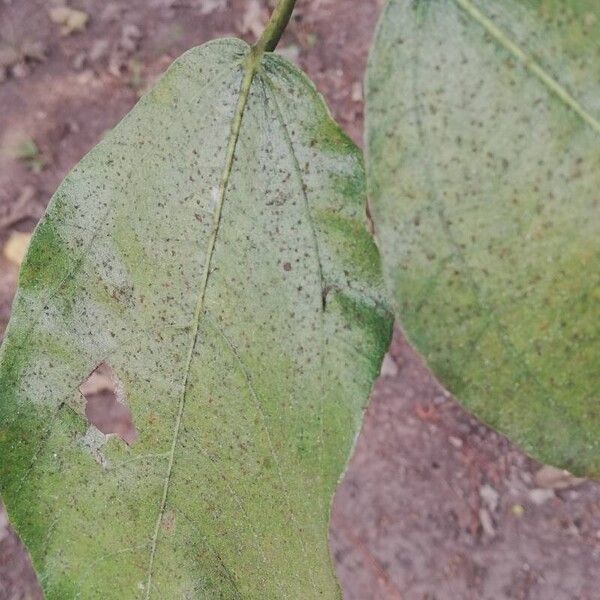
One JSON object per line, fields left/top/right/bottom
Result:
{"left": 79, "top": 363, "right": 138, "bottom": 445}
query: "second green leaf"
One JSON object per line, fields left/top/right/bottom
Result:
{"left": 366, "top": 0, "right": 600, "bottom": 476}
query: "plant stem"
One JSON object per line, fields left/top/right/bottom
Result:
{"left": 253, "top": 0, "right": 297, "bottom": 54}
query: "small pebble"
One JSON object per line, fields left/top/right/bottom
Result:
{"left": 480, "top": 484, "right": 499, "bottom": 512}
{"left": 448, "top": 435, "right": 463, "bottom": 449}
{"left": 479, "top": 508, "right": 495, "bottom": 537}
{"left": 528, "top": 488, "right": 555, "bottom": 505}
{"left": 11, "top": 62, "right": 30, "bottom": 79}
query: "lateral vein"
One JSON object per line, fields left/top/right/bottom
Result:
{"left": 453, "top": 0, "right": 600, "bottom": 134}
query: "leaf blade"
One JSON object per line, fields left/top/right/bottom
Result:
{"left": 366, "top": 0, "right": 600, "bottom": 476}
{"left": 0, "top": 39, "right": 392, "bottom": 597}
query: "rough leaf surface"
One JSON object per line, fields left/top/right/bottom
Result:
{"left": 0, "top": 38, "right": 392, "bottom": 598}
{"left": 366, "top": 0, "right": 599, "bottom": 476}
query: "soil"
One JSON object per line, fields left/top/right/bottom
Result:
{"left": 1, "top": 1, "right": 599, "bottom": 599}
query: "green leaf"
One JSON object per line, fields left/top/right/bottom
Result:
{"left": 0, "top": 38, "right": 392, "bottom": 598}
{"left": 366, "top": 0, "right": 599, "bottom": 476}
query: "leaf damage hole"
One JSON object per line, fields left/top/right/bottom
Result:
{"left": 79, "top": 363, "right": 138, "bottom": 445}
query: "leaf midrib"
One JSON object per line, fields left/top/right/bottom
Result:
{"left": 453, "top": 0, "right": 600, "bottom": 134}
{"left": 143, "top": 47, "right": 262, "bottom": 598}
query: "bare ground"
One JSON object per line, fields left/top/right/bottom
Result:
{"left": 1, "top": 1, "right": 599, "bottom": 598}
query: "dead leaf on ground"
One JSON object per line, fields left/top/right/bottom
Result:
{"left": 49, "top": 6, "right": 89, "bottom": 35}
{"left": 534, "top": 465, "right": 586, "bottom": 490}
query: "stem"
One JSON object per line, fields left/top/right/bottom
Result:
{"left": 253, "top": 0, "right": 297, "bottom": 54}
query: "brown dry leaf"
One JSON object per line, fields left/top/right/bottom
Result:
{"left": 3, "top": 232, "right": 31, "bottom": 266}
{"left": 49, "top": 6, "right": 89, "bottom": 35}
{"left": 277, "top": 44, "right": 300, "bottom": 64}
{"left": 534, "top": 465, "right": 586, "bottom": 490}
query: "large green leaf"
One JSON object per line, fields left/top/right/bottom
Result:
{"left": 0, "top": 38, "right": 392, "bottom": 598}
{"left": 366, "top": 0, "right": 599, "bottom": 475}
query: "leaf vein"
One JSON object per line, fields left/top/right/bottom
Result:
{"left": 260, "top": 72, "right": 327, "bottom": 509}
{"left": 143, "top": 52, "right": 258, "bottom": 598}
{"left": 203, "top": 314, "right": 318, "bottom": 595}
{"left": 453, "top": 0, "right": 600, "bottom": 134}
